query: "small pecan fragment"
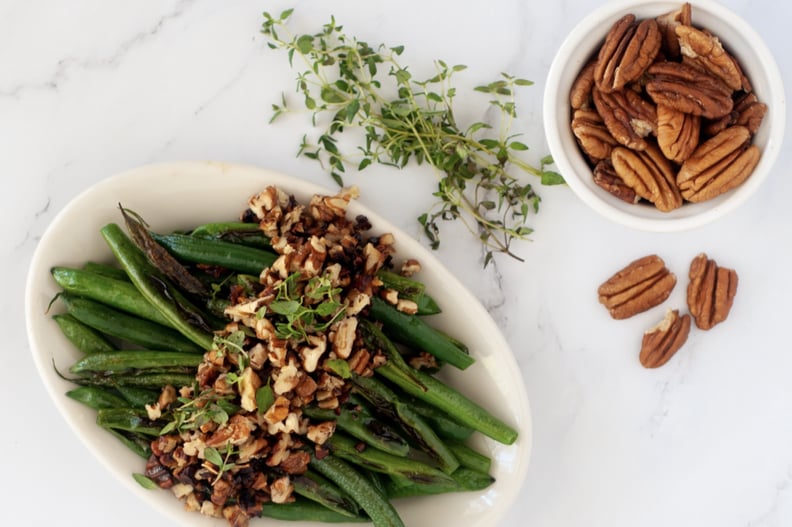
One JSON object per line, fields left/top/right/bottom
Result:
{"left": 687, "top": 253, "right": 738, "bottom": 330}
{"left": 595, "top": 15, "right": 662, "bottom": 93}
{"left": 646, "top": 61, "right": 733, "bottom": 119}
{"left": 593, "top": 87, "right": 657, "bottom": 151}
{"left": 677, "top": 125, "right": 760, "bottom": 203}
{"left": 656, "top": 104, "right": 700, "bottom": 163}
{"left": 572, "top": 108, "right": 619, "bottom": 161}
{"left": 640, "top": 309, "right": 692, "bottom": 368}
{"left": 676, "top": 25, "right": 743, "bottom": 92}
{"left": 655, "top": 2, "right": 692, "bottom": 59}
{"left": 598, "top": 254, "right": 677, "bottom": 320}
{"left": 611, "top": 144, "right": 682, "bottom": 212}
{"left": 593, "top": 160, "right": 639, "bottom": 204}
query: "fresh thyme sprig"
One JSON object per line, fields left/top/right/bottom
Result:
{"left": 263, "top": 272, "right": 346, "bottom": 341}
{"left": 261, "top": 9, "right": 563, "bottom": 266}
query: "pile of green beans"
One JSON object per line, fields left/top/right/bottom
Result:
{"left": 50, "top": 213, "right": 518, "bottom": 526}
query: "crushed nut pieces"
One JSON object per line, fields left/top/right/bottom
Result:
{"left": 143, "top": 185, "right": 429, "bottom": 526}
{"left": 599, "top": 252, "right": 738, "bottom": 368}
{"left": 570, "top": 3, "right": 767, "bottom": 210}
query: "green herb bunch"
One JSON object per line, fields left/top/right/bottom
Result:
{"left": 261, "top": 10, "right": 563, "bottom": 266}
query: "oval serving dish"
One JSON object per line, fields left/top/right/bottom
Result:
{"left": 25, "top": 161, "right": 532, "bottom": 527}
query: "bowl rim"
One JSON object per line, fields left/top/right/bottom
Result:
{"left": 24, "top": 160, "right": 533, "bottom": 527}
{"left": 543, "top": 0, "right": 786, "bottom": 231}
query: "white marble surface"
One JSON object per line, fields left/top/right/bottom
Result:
{"left": 5, "top": 0, "right": 791, "bottom": 526}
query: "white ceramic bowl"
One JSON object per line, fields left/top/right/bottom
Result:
{"left": 543, "top": 0, "right": 785, "bottom": 231}
{"left": 25, "top": 161, "right": 532, "bottom": 527}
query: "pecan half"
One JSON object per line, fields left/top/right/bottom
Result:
{"left": 593, "top": 87, "right": 657, "bottom": 151}
{"left": 570, "top": 61, "right": 597, "bottom": 110}
{"left": 646, "top": 61, "right": 733, "bottom": 119}
{"left": 676, "top": 25, "right": 743, "bottom": 92}
{"left": 598, "top": 254, "right": 677, "bottom": 320}
{"left": 704, "top": 92, "right": 767, "bottom": 137}
{"left": 595, "top": 15, "right": 662, "bottom": 93}
{"left": 640, "top": 309, "right": 692, "bottom": 368}
{"left": 572, "top": 108, "right": 619, "bottom": 161}
{"left": 656, "top": 104, "right": 700, "bottom": 163}
{"left": 593, "top": 160, "right": 639, "bottom": 204}
{"left": 655, "top": 2, "right": 692, "bottom": 59}
{"left": 677, "top": 125, "right": 760, "bottom": 202}
{"left": 611, "top": 143, "right": 683, "bottom": 212}
{"left": 687, "top": 253, "right": 738, "bottom": 330}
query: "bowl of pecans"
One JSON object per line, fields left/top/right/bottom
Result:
{"left": 543, "top": 0, "right": 785, "bottom": 231}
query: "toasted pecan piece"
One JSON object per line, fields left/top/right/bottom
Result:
{"left": 656, "top": 104, "right": 700, "bottom": 163}
{"left": 676, "top": 25, "right": 743, "bottom": 92}
{"left": 687, "top": 253, "right": 738, "bottom": 330}
{"left": 572, "top": 107, "right": 619, "bottom": 161}
{"left": 593, "top": 87, "right": 658, "bottom": 152}
{"left": 593, "top": 160, "right": 639, "bottom": 204}
{"left": 598, "top": 254, "right": 677, "bottom": 320}
{"left": 595, "top": 15, "right": 662, "bottom": 93}
{"left": 640, "top": 309, "right": 692, "bottom": 368}
{"left": 646, "top": 60, "right": 733, "bottom": 119}
{"left": 677, "top": 125, "right": 760, "bottom": 202}
{"left": 611, "top": 143, "right": 683, "bottom": 212}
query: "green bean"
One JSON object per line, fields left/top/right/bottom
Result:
{"left": 52, "top": 266, "right": 175, "bottom": 327}
{"left": 369, "top": 296, "right": 473, "bottom": 370}
{"left": 73, "top": 372, "right": 195, "bottom": 389}
{"left": 53, "top": 313, "right": 115, "bottom": 354}
{"left": 292, "top": 470, "right": 360, "bottom": 518}
{"left": 309, "top": 453, "right": 405, "bottom": 527}
{"left": 259, "top": 499, "right": 368, "bottom": 523}
{"left": 96, "top": 408, "right": 162, "bottom": 436}
{"left": 451, "top": 466, "right": 495, "bottom": 491}
{"left": 104, "top": 427, "right": 152, "bottom": 459}
{"left": 376, "top": 360, "right": 518, "bottom": 445}
{"left": 70, "top": 350, "right": 202, "bottom": 374}
{"left": 350, "top": 374, "right": 459, "bottom": 474}
{"left": 303, "top": 403, "right": 410, "bottom": 457}
{"left": 407, "top": 397, "right": 474, "bottom": 442}
{"left": 100, "top": 223, "right": 215, "bottom": 351}
{"left": 376, "top": 269, "right": 441, "bottom": 315}
{"left": 116, "top": 386, "right": 160, "bottom": 409}
{"left": 151, "top": 232, "right": 277, "bottom": 275}
{"left": 447, "top": 441, "right": 492, "bottom": 474}
{"left": 189, "top": 221, "right": 271, "bottom": 249}
{"left": 326, "top": 433, "right": 456, "bottom": 487}
{"left": 81, "top": 261, "right": 130, "bottom": 281}
{"left": 58, "top": 293, "right": 202, "bottom": 353}
{"left": 66, "top": 386, "right": 128, "bottom": 410}
{"left": 385, "top": 467, "right": 494, "bottom": 499}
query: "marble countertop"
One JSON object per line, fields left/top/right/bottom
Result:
{"left": 5, "top": 0, "right": 791, "bottom": 526}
